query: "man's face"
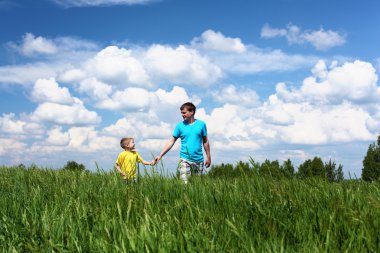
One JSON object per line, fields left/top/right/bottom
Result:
{"left": 181, "top": 108, "right": 194, "bottom": 121}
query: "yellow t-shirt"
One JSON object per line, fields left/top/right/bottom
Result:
{"left": 116, "top": 150, "right": 143, "bottom": 180}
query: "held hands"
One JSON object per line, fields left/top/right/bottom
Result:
{"left": 149, "top": 156, "right": 161, "bottom": 166}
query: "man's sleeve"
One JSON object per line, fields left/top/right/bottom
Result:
{"left": 173, "top": 123, "right": 180, "bottom": 138}
{"left": 202, "top": 122, "right": 207, "bottom": 137}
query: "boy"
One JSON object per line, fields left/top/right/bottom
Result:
{"left": 116, "top": 137, "right": 154, "bottom": 181}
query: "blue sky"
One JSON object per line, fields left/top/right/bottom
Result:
{"left": 0, "top": 0, "right": 380, "bottom": 177}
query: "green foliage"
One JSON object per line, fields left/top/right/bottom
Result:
{"left": 0, "top": 166, "right": 379, "bottom": 252}
{"left": 209, "top": 157, "right": 342, "bottom": 182}
{"left": 62, "top": 160, "right": 87, "bottom": 172}
{"left": 297, "top": 157, "right": 344, "bottom": 182}
{"left": 362, "top": 135, "right": 380, "bottom": 181}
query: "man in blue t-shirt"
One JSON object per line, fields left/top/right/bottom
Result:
{"left": 154, "top": 102, "right": 212, "bottom": 183}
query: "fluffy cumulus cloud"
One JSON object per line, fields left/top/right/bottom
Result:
{"left": 50, "top": 0, "right": 156, "bottom": 8}
{"left": 0, "top": 113, "right": 44, "bottom": 138}
{"left": 77, "top": 78, "right": 113, "bottom": 101}
{"left": 144, "top": 44, "right": 223, "bottom": 86}
{"left": 31, "top": 126, "right": 118, "bottom": 154}
{"left": 191, "top": 29, "right": 246, "bottom": 53}
{"left": 276, "top": 60, "right": 379, "bottom": 104}
{"left": 0, "top": 138, "right": 27, "bottom": 156}
{"left": 30, "top": 101, "right": 100, "bottom": 125}
{"left": 31, "top": 78, "right": 76, "bottom": 104}
{"left": 84, "top": 46, "right": 150, "bottom": 86}
{"left": 212, "top": 85, "right": 260, "bottom": 107}
{"left": 257, "top": 60, "right": 380, "bottom": 144}
{"left": 261, "top": 23, "right": 346, "bottom": 50}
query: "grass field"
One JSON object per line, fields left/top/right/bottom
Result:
{"left": 0, "top": 166, "right": 379, "bottom": 252}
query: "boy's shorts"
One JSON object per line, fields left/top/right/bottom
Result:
{"left": 178, "top": 159, "right": 205, "bottom": 184}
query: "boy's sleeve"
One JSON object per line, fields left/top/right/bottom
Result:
{"left": 136, "top": 152, "right": 143, "bottom": 163}
{"left": 115, "top": 153, "right": 121, "bottom": 165}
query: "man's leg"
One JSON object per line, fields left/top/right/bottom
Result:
{"left": 179, "top": 159, "right": 191, "bottom": 184}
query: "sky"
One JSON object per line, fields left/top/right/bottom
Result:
{"left": 0, "top": 0, "right": 380, "bottom": 177}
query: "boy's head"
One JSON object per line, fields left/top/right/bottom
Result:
{"left": 120, "top": 137, "right": 135, "bottom": 150}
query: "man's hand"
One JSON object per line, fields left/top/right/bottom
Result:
{"left": 154, "top": 155, "right": 162, "bottom": 165}
{"left": 205, "top": 157, "right": 211, "bottom": 168}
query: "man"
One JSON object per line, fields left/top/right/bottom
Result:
{"left": 155, "top": 102, "right": 211, "bottom": 183}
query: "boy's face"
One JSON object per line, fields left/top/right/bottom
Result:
{"left": 181, "top": 108, "right": 194, "bottom": 121}
{"left": 124, "top": 139, "right": 135, "bottom": 150}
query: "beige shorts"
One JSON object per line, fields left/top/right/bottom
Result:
{"left": 178, "top": 159, "right": 205, "bottom": 183}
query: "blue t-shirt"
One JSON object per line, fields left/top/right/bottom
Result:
{"left": 173, "top": 119, "right": 207, "bottom": 163}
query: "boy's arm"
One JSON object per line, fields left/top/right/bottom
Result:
{"left": 141, "top": 160, "right": 154, "bottom": 166}
{"left": 203, "top": 136, "right": 211, "bottom": 168}
{"left": 115, "top": 163, "right": 126, "bottom": 177}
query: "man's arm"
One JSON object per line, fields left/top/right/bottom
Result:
{"left": 154, "top": 136, "right": 177, "bottom": 163}
{"left": 203, "top": 136, "right": 211, "bottom": 168}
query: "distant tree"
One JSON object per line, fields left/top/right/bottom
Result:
{"left": 281, "top": 159, "right": 295, "bottom": 178}
{"left": 362, "top": 135, "right": 380, "bottom": 181}
{"left": 208, "top": 163, "right": 234, "bottom": 178}
{"left": 235, "top": 161, "right": 251, "bottom": 176}
{"left": 297, "top": 157, "right": 324, "bottom": 179}
{"left": 324, "top": 159, "right": 344, "bottom": 182}
{"left": 297, "top": 159, "right": 312, "bottom": 178}
{"left": 62, "top": 161, "right": 86, "bottom": 172}
{"left": 259, "top": 159, "right": 282, "bottom": 179}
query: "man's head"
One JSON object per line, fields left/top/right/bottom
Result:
{"left": 180, "top": 102, "right": 196, "bottom": 122}
{"left": 180, "top": 102, "right": 196, "bottom": 113}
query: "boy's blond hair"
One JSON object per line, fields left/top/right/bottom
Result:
{"left": 120, "top": 137, "right": 134, "bottom": 150}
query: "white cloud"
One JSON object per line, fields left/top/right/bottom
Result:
{"left": 0, "top": 113, "right": 44, "bottom": 137}
{"left": 0, "top": 62, "right": 63, "bottom": 85}
{"left": 102, "top": 117, "right": 172, "bottom": 139}
{"left": 78, "top": 78, "right": 112, "bottom": 100}
{"left": 31, "top": 100, "right": 101, "bottom": 125}
{"left": 144, "top": 44, "right": 223, "bottom": 86}
{"left": 84, "top": 46, "right": 150, "bottom": 86}
{"left": 210, "top": 47, "right": 318, "bottom": 74}
{"left": 95, "top": 85, "right": 196, "bottom": 114}
{"left": 46, "top": 126, "right": 70, "bottom": 146}
{"left": 96, "top": 87, "right": 152, "bottom": 110}
{"left": 58, "top": 68, "right": 87, "bottom": 83}
{"left": 261, "top": 24, "right": 287, "bottom": 38}
{"left": 277, "top": 60, "right": 379, "bottom": 104}
{"left": 51, "top": 0, "right": 156, "bottom": 8}
{"left": 261, "top": 23, "right": 346, "bottom": 51}
{"left": 191, "top": 29, "right": 246, "bottom": 53}
{"left": 31, "top": 126, "right": 118, "bottom": 154}
{"left": 31, "top": 78, "right": 76, "bottom": 104}
{"left": 212, "top": 85, "right": 260, "bottom": 107}
{"left": 0, "top": 138, "right": 27, "bottom": 156}
{"left": 10, "top": 33, "right": 58, "bottom": 56}
{"left": 256, "top": 60, "right": 380, "bottom": 145}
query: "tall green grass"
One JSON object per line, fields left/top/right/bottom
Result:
{"left": 0, "top": 166, "right": 379, "bottom": 252}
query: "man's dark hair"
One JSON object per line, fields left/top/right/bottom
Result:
{"left": 180, "top": 102, "right": 196, "bottom": 113}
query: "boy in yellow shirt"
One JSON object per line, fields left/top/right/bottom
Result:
{"left": 115, "top": 137, "right": 154, "bottom": 181}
